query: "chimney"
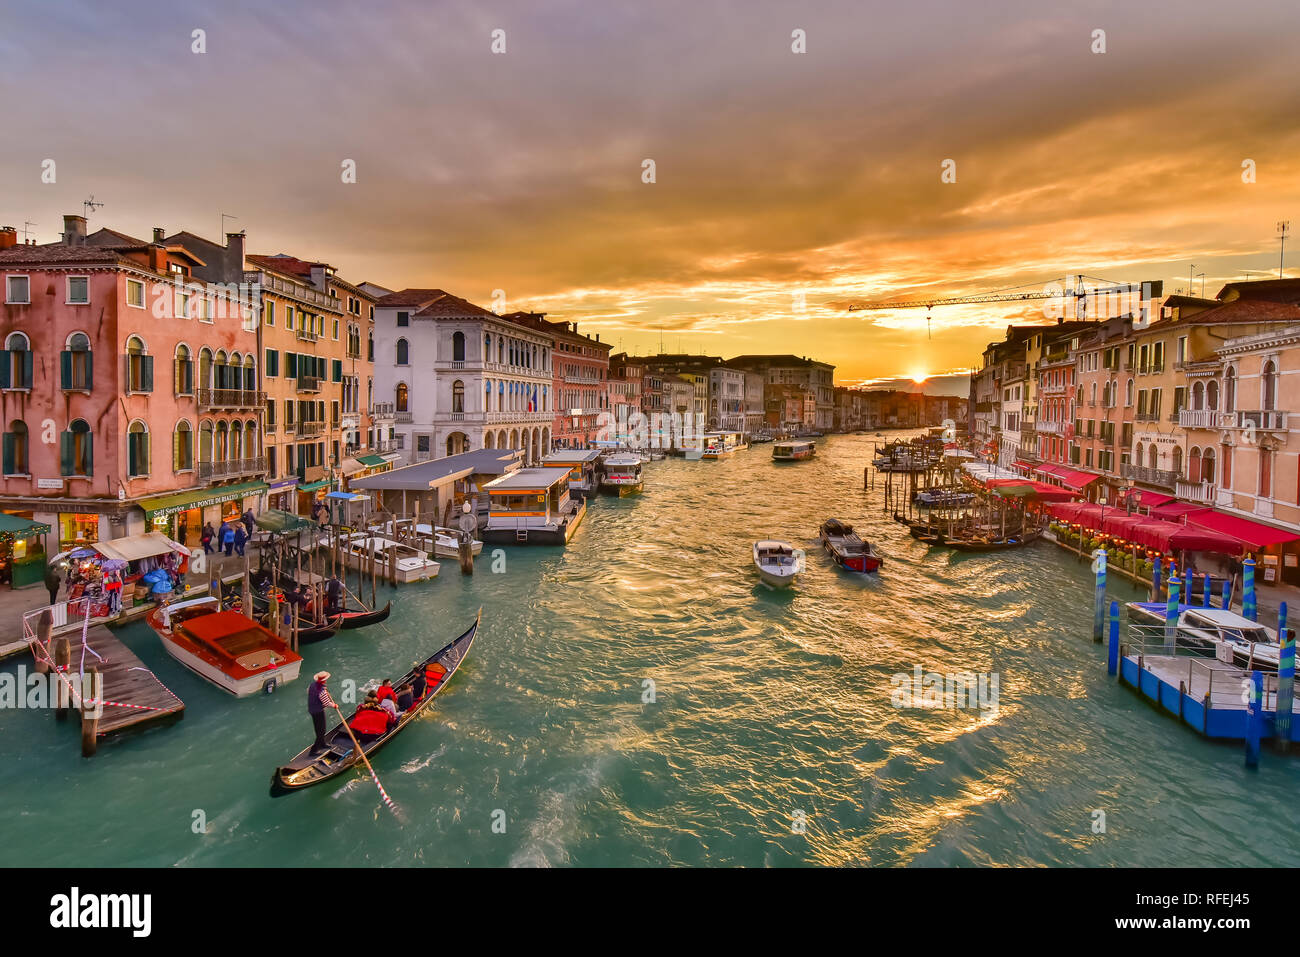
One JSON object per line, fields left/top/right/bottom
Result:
{"left": 226, "top": 231, "right": 245, "bottom": 274}
{"left": 0, "top": 227, "right": 16, "bottom": 250}
{"left": 153, "top": 227, "right": 165, "bottom": 243}
{"left": 62, "top": 214, "right": 86, "bottom": 246}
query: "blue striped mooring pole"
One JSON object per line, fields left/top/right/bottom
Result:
{"left": 1107, "top": 601, "right": 1120, "bottom": 676}
{"left": 1243, "top": 558, "right": 1257, "bottom": 622}
{"left": 1151, "top": 559, "right": 1161, "bottom": 603}
{"left": 1222, "top": 576, "right": 1235, "bottom": 611}
{"left": 1202, "top": 573, "right": 1212, "bottom": 608}
{"left": 1246, "top": 670, "right": 1263, "bottom": 768}
{"left": 1093, "top": 549, "right": 1107, "bottom": 643}
{"left": 1277, "top": 612, "right": 1294, "bottom": 755}
{"left": 1164, "top": 579, "right": 1180, "bottom": 650}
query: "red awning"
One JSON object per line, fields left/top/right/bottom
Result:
{"left": 1056, "top": 469, "right": 1101, "bottom": 490}
{"left": 1048, "top": 502, "right": 1088, "bottom": 522}
{"left": 1187, "top": 511, "right": 1300, "bottom": 550}
{"left": 1131, "top": 520, "right": 1242, "bottom": 554}
{"left": 1036, "top": 464, "right": 1064, "bottom": 477}
{"left": 1101, "top": 513, "right": 1148, "bottom": 540}
{"left": 1125, "top": 489, "right": 1175, "bottom": 510}
{"left": 1149, "top": 501, "right": 1212, "bottom": 522}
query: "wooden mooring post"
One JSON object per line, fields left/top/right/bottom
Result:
{"left": 81, "top": 665, "right": 100, "bottom": 757}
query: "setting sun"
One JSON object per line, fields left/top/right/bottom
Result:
{"left": 909, "top": 370, "right": 929, "bottom": 384}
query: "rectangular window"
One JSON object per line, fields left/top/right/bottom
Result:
{"left": 332, "top": 318, "right": 340, "bottom": 340}
{"left": 6, "top": 276, "right": 30, "bottom": 304}
{"left": 286, "top": 305, "right": 295, "bottom": 330}
{"left": 268, "top": 446, "right": 277, "bottom": 477}
{"left": 397, "top": 311, "right": 409, "bottom": 327}
{"left": 265, "top": 301, "right": 275, "bottom": 326}
{"left": 128, "top": 429, "right": 150, "bottom": 477}
{"left": 65, "top": 276, "right": 89, "bottom": 304}
{"left": 177, "top": 292, "right": 190, "bottom": 318}
{"left": 332, "top": 358, "right": 342, "bottom": 383}
{"left": 285, "top": 399, "right": 295, "bottom": 427}
{"left": 266, "top": 400, "right": 276, "bottom": 430}
{"left": 173, "top": 427, "right": 193, "bottom": 472}
{"left": 125, "top": 353, "right": 154, "bottom": 393}
{"left": 127, "top": 279, "right": 145, "bottom": 308}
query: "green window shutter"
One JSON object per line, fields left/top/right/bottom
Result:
{"left": 332, "top": 359, "right": 342, "bottom": 382}
{"left": 85, "top": 434, "right": 93, "bottom": 476}
{"left": 0, "top": 351, "right": 10, "bottom": 389}
{"left": 60, "top": 351, "right": 72, "bottom": 389}
{"left": 59, "top": 432, "right": 73, "bottom": 476}
{"left": 2, "top": 433, "right": 13, "bottom": 475}
{"left": 21, "top": 351, "right": 32, "bottom": 388}
{"left": 141, "top": 355, "right": 154, "bottom": 392}
{"left": 287, "top": 352, "right": 298, "bottom": 378}
{"left": 173, "top": 430, "right": 181, "bottom": 471}
{"left": 85, "top": 353, "right": 93, "bottom": 391}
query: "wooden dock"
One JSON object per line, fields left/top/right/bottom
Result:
{"left": 29, "top": 616, "right": 184, "bottom": 753}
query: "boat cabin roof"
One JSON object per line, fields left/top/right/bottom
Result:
{"left": 775, "top": 439, "right": 815, "bottom": 448}
{"left": 603, "top": 453, "right": 643, "bottom": 467}
{"left": 541, "top": 450, "right": 602, "bottom": 465}
{"left": 484, "top": 466, "right": 574, "bottom": 494}
{"left": 755, "top": 540, "right": 794, "bottom": 553}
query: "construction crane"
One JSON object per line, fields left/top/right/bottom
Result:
{"left": 845, "top": 275, "right": 1163, "bottom": 337}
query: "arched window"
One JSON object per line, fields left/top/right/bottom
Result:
{"left": 199, "top": 421, "right": 214, "bottom": 464}
{"left": 62, "top": 419, "right": 93, "bottom": 477}
{"left": 396, "top": 382, "right": 409, "bottom": 412}
{"left": 1259, "top": 449, "right": 1273, "bottom": 498}
{"left": 1202, "top": 447, "right": 1216, "bottom": 485}
{"left": 175, "top": 344, "right": 193, "bottom": 395}
{"left": 485, "top": 333, "right": 492, "bottom": 358}
{"left": 1147, "top": 444, "right": 1157, "bottom": 469}
{"left": 1262, "top": 360, "right": 1277, "bottom": 411}
{"left": 230, "top": 421, "right": 244, "bottom": 461}
{"left": 1207, "top": 379, "right": 1219, "bottom": 411}
{"left": 199, "top": 347, "right": 213, "bottom": 393}
{"left": 396, "top": 338, "right": 409, "bottom": 366}
{"left": 1125, "top": 379, "right": 1133, "bottom": 407}
{"left": 61, "top": 332, "right": 93, "bottom": 391}
{"left": 245, "top": 420, "right": 259, "bottom": 459}
{"left": 452, "top": 379, "right": 465, "bottom": 414}
{"left": 1189, "top": 446, "right": 1202, "bottom": 483}
{"left": 1172, "top": 445, "right": 1183, "bottom": 477}
{"left": 1192, "top": 381, "right": 1204, "bottom": 410}
{"left": 452, "top": 331, "right": 465, "bottom": 362}
{"left": 1090, "top": 382, "right": 1097, "bottom": 404}
{"left": 3, "top": 420, "right": 29, "bottom": 475}
{"left": 215, "top": 350, "right": 230, "bottom": 391}
{"left": 127, "top": 420, "right": 150, "bottom": 477}
{"left": 1221, "top": 441, "right": 1233, "bottom": 490}
{"left": 1134, "top": 441, "right": 1144, "bottom": 466}
{"left": 1224, "top": 367, "right": 1236, "bottom": 412}
{"left": 173, "top": 420, "right": 193, "bottom": 471}
{"left": 3, "top": 332, "right": 32, "bottom": 390}
{"left": 367, "top": 331, "right": 374, "bottom": 362}
{"left": 125, "top": 336, "right": 153, "bottom": 393}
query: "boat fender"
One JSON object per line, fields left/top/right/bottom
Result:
{"left": 263, "top": 677, "right": 278, "bottom": 695}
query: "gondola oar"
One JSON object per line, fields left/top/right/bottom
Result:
{"left": 331, "top": 703, "right": 407, "bottom": 824}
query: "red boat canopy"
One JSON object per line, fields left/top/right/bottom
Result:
{"left": 986, "top": 478, "right": 1079, "bottom": 502}
{"left": 1188, "top": 510, "right": 1300, "bottom": 549}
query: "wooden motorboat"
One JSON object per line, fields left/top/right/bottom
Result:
{"left": 269, "top": 610, "right": 480, "bottom": 796}
{"left": 753, "top": 540, "right": 804, "bottom": 588}
{"left": 147, "top": 596, "right": 303, "bottom": 697}
{"left": 818, "top": 519, "right": 882, "bottom": 573}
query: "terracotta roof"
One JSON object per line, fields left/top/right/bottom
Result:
{"left": 376, "top": 288, "right": 499, "bottom": 320}
{"left": 246, "top": 253, "right": 317, "bottom": 278}
{"left": 0, "top": 244, "right": 128, "bottom": 266}
{"left": 1215, "top": 277, "right": 1300, "bottom": 305}
{"left": 85, "top": 226, "right": 150, "bottom": 249}
{"left": 1149, "top": 298, "right": 1300, "bottom": 329}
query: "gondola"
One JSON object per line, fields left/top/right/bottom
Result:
{"left": 269, "top": 609, "right": 480, "bottom": 797}
{"left": 338, "top": 600, "right": 392, "bottom": 630}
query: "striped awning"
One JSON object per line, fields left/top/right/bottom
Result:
{"left": 140, "top": 481, "right": 268, "bottom": 519}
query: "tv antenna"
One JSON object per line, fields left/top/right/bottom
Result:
{"left": 83, "top": 195, "right": 105, "bottom": 220}
{"left": 21, "top": 222, "right": 36, "bottom": 243}
{"left": 221, "top": 212, "right": 238, "bottom": 237}
{"left": 1278, "top": 221, "right": 1291, "bottom": 278}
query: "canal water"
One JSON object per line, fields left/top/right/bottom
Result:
{"left": 4, "top": 432, "right": 1299, "bottom": 867}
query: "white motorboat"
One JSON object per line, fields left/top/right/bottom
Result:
{"left": 1126, "top": 603, "right": 1281, "bottom": 669}
{"left": 753, "top": 540, "right": 805, "bottom": 588}
{"left": 600, "top": 453, "right": 645, "bottom": 495}
{"left": 408, "top": 523, "right": 484, "bottom": 559}
{"left": 328, "top": 531, "right": 440, "bottom": 583}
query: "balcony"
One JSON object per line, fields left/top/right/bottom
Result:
{"left": 485, "top": 410, "right": 552, "bottom": 423}
{"left": 395, "top": 411, "right": 413, "bottom": 423}
{"left": 369, "top": 402, "right": 396, "bottom": 419}
{"left": 197, "top": 388, "right": 265, "bottom": 412}
{"left": 297, "top": 375, "right": 322, "bottom": 393}
{"left": 1179, "top": 409, "right": 1218, "bottom": 429}
{"left": 1176, "top": 479, "right": 1217, "bottom": 504}
{"left": 1121, "top": 464, "right": 1181, "bottom": 490}
{"left": 1226, "top": 410, "right": 1287, "bottom": 431}
{"left": 197, "top": 456, "right": 267, "bottom": 482}
{"left": 295, "top": 327, "right": 320, "bottom": 343}
{"left": 1036, "top": 421, "right": 1065, "bottom": 436}
{"left": 1134, "top": 411, "right": 1161, "bottom": 422}
{"left": 296, "top": 421, "right": 325, "bottom": 437}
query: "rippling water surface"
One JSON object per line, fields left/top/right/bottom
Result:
{"left": 5, "top": 433, "right": 1300, "bottom": 867}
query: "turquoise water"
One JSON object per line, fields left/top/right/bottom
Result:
{"left": 4, "top": 433, "right": 1299, "bottom": 867}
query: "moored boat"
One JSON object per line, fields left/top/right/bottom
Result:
{"left": 147, "top": 596, "right": 303, "bottom": 697}
{"left": 483, "top": 466, "right": 589, "bottom": 544}
{"left": 328, "top": 531, "right": 440, "bottom": 583}
{"left": 599, "top": 453, "right": 645, "bottom": 495}
{"left": 701, "top": 431, "right": 748, "bottom": 459}
{"left": 540, "top": 449, "right": 603, "bottom": 499}
{"left": 753, "top": 540, "right": 805, "bottom": 588}
{"left": 269, "top": 610, "right": 480, "bottom": 796}
{"left": 818, "top": 519, "right": 882, "bottom": 573}
{"left": 773, "top": 439, "right": 816, "bottom": 461}
{"left": 1125, "top": 603, "right": 1281, "bottom": 669}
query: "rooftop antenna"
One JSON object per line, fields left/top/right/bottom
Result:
{"left": 1278, "top": 221, "right": 1291, "bottom": 278}
{"left": 21, "top": 221, "right": 36, "bottom": 243}
{"left": 221, "top": 212, "right": 238, "bottom": 239}
{"left": 82, "top": 195, "right": 104, "bottom": 222}
{"left": 1196, "top": 272, "right": 1206, "bottom": 297}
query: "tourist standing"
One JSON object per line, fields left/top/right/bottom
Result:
{"left": 233, "top": 523, "right": 247, "bottom": 558}
{"left": 201, "top": 523, "right": 215, "bottom": 554}
{"left": 241, "top": 508, "right": 256, "bottom": 538}
{"left": 221, "top": 522, "right": 235, "bottom": 557}
{"left": 43, "top": 563, "right": 60, "bottom": 605}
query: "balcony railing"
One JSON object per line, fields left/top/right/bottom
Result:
{"left": 295, "top": 327, "right": 320, "bottom": 343}
{"left": 1176, "top": 479, "right": 1217, "bottom": 504}
{"left": 197, "top": 456, "right": 267, "bottom": 481}
{"left": 1121, "top": 464, "right": 1181, "bottom": 490}
{"left": 296, "top": 421, "right": 325, "bottom": 437}
{"left": 395, "top": 411, "right": 413, "bottom": 423}
{"left": 197, "top": 388, "right": 265, "bottom": 412}
{"left": 1227, "top": 410, "right": 1287, "bottom": 431}
{"left": 1134, "top": 411, "right": 1161, "bottom": 422}
{"left": 297, "top": 375, "right": 322, "bottom": 393}
{"left": 369, "top": 402, "right": 396, "bottom": 418}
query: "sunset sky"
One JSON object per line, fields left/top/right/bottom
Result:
{"left": 3, "top": 0, "right": 1300, "bottom": 396}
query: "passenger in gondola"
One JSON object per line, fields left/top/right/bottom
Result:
{"left": 326, "top": 577, "right": 344, "bottom": 616}
{"left": 395, "top": 683, "right": 415, "bottom": 712}
{"left": 410, "top": 666, "right": 427, "bottom": 702}
{"left": 379, "top": 693, "right": 399, "bottom": 725}
{"left": 349, "top": 693, "right": 391, "bottom": 737}
{"left": 376, "top": 678, "right": 396, "bottom": 704}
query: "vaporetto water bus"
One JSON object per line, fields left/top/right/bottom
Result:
{"left": 701, "top": 431, "right": 748, "bottom": 459}
{"left": 540, "top": 449, "right": 603, "bottom": 499}
{"left": 772, "top": 438, "right": 816, "bottom": 461}
{"left": 483, "top": 466, "right": 589, "bottom": 545}
{"left": 599, "top": 453, "right": 645, "bottom": 495}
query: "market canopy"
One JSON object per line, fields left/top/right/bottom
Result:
{"left": 255, "top": 509, "right": 312, "bottom": 534}
{"left": 986, "top": 479, "right": 1078, "bottom": 502}
{"left": 1149, "top": 501, "right": 1212, "bottom": 523}
{"left": 93, "top": 532, "right": 188, "bottom": 562}
{"left": 298, "top": 478, "right": 333, "bottom": 493}
{"left": 1054, "top": 468, "right": 1101, "bottom": 491}
{"left": 0, "top": 514, "right": 50, "bottom": 536}
{"left": 1048, "top": 502, "right": 1089, "bottom": 523}
{"left": 140, "top": 481, "right": 267, "bottom": 519}
{"left": 1101, "top": 512, "right": 1148, "bottom": 539}
{"left": 1131, "top": 520, "right": 1242, "bottom": 555}
{"left": 1125, "top": 489, "right": 1175, "bottom": 510}
{"left": 356, "top": 454, "right": 388, "bottom": 468}
{"left": 337, "top": 457, "right": 366, "bottom": 476}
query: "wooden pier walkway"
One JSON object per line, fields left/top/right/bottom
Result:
{"left": 29, "top": 618, "right": 184, "bottom": 752}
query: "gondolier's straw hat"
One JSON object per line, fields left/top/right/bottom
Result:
{"left": 314, "top": 671, "right": 331, "bottom": 681}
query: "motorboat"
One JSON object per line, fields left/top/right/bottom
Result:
{"left": 753, "top": 540, "right": 805, "bottom": 588}
{"left": 773, "top": 439, "right": 816, "bottom": 461}
{"left": 599, "top": 453, "right": 645, "bottom": 495}
{"left": 328, "top": 531, "right": 440, "bottom": 583}
{"left": 1125, "top": 603, "right": 1282, "bottom": 669}
{"left": 818, "top": 519, "right": 882, "bottom": 573}
{"left": 147, "top": 596, "right": 302, "bottom": 697}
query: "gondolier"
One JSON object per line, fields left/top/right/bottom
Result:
{"left": 308, "top": 671, "right": 334, "bottom": 754}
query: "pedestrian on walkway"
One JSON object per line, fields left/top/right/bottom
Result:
{"left": 221, "top": 522, "right": 235, "bottom": 557}
{"left": 43, "top": 563, "right": 60, "bottom": 605}
{"left": 201, "top": 523, "right": 215, "bottom": 554}
{"left": 233, "top": 523, "right": 247, "bottom": 557}
{"left": 241, "top": 508, "right": 256, "bottom": 538}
